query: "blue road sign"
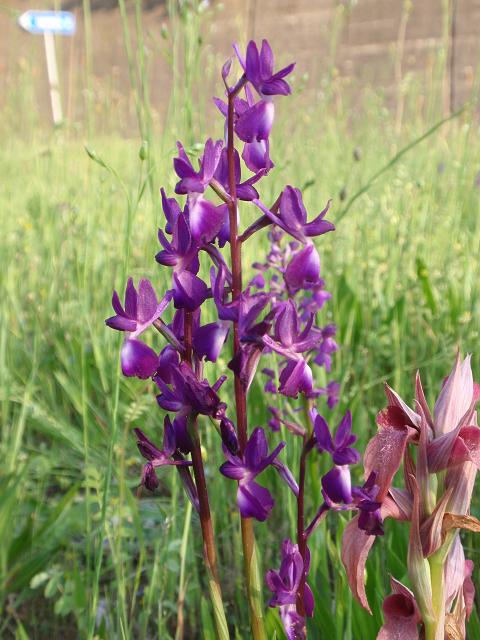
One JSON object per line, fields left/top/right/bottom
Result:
{"left": 18, "top": 11, "right": 76, "bottom": 36}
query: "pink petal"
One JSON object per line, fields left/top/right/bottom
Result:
{"left": 377, "top": 582, "right": 420, "bottom": 640}
{"left": 364, "top": 424, "right": 411, "bottom": 501}
{"left": 341, "top": 515, "right": 376, "bottom": 613}
{"left": 433, "top": 354, "right": 474, "bottom": 437}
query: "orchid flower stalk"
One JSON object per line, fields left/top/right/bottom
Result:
{"left": 105, "top": 37, "right": 361, "bottom": 640}
{"left": 342, "top": 354, "right": 479, "bottom": 640}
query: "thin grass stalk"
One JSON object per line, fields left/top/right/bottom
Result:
{"left": 175, "top": 499, "right": 192, "bottom": 640}
{"left": 117, "top": 0, "right": 145, "bottom": 139}
{"left": 81, "top": 0, "right": 94, "bottom": 137}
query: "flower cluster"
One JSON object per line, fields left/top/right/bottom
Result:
{"left": 342, "top": 355, "right": 479, "bottom": 639}
{"left": 104, "top": 34, "right": 478, "bottom": 640}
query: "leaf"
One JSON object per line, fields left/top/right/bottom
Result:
{"left": 416, "top": 258, "right": 437, "bottom": 314}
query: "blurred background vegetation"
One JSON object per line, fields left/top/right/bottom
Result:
{"left": 1, "top": 0, "right": 480, "bottom": 638}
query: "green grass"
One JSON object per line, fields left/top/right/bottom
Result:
{"left": 1, "top": 4, "right": 480, "bottom": 639}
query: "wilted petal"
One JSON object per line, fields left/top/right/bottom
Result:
{"left": 272, "top": 459, "right": 299, "bottom": 496}
{"left": 218, "top": 418, "right": 238, "bottom": 455}
{"left": 341, "top": 515, "right": 376, "bottom": 613}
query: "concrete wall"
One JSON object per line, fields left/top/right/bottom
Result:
{"left": 1, "top": 0, "right": 478, "bottom": 129}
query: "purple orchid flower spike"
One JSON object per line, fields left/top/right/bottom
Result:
{"left": 220, "top": 427, "right": 298, "bottom": 521}
{"left": 235, "top": 39, "right": 295, "bottom": 97}
{"left": 254, "top": 186, "right": 334, "bottom": 244}
{"left": 266, "top": 539, "right": 314, "bottom": 640}
{"left": 174, "top": 138, "right": 223, "bottom": 195}
{"left": 106, "top": 278, "right": 172, "bottom": 338}
{"left": 134, "top": 417, "right": 192, "bottom": 491}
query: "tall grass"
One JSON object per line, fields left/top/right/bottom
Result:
{"left": 0, "top": 1, "right": 479, "bottom": 638}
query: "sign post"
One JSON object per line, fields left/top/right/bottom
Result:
{"left": 18, "top": 11, "right": 76, "bottom": 126}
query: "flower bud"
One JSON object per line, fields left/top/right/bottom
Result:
{"left": 220, "top": 418, "right": 239, "bottom": 455}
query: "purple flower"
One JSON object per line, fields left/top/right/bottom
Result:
{"left": 313, "top": 324, "right": 338, "bottom": 372}
{"left": 219, "top": 427, "right": 298, "bottom": 521}
{"left": 160, "top": 187, "right": 182, "bottom": 234}
{"left": 174, "top": 139, "right": 223, "bottom": 195}
{"left": 120, "top": 338, "right": 159, "bottom": 379}
{"left": 214, "top": 87, "right": 275, "bottom": 144}
{"left": 314, "top": 411, "right": 360, "bottom": 465}
{"left": 325, "top": 381, "right": 340, "bottom": 409}
{"left": 278, "top": 359, "right": 314, "bottom": 398}
{"left": 156, "top": 211, "right": 200, "bottom": 273}
{"left": 155, "top": 345, "right": 180, "bottom": 384}
{"left": 214, "top": 148, "right": 264, "bottom": 201}
{"left": 352, "top": 473, "right": 383, "bottom": 536}
{"left": 262, "top": 300, "right": 322, "bottom": 397}
{"left": 266, "top": 539, "right": 314, "bottom": 640}
{"left": 314, "top": 411, "right": 359, "bottom": 508}
{"left": 242, "top": 139, "right": 274, "bottom": 174}
{"left": 235, "top": 39, "right": 295, "bottom": 97}
{"left": 321, "top": 465, "right": 353, "bottom": 506}
{"left": 284, "top": 244, "right": 321, "bottom": 292}
{"left": 254, "top": 186, "right": 334, "bottom": 244}
{"left": 105, "top": 278, "right": 172, "bottom": 338}
{"left": 155, "top": 361, "right": 227, "bottom": 419}
{"left": 192, "top": 321, "right": 230, "bottom": 363}
{"left": 172, "top": 270, "right": 208, "bottom": 311}
{"left": 235, "top": 99, "right": 275, "bottom": 143}
{"left": 134, "top": 417, "right": 192, "bottom": 491}
{"left": 188, "top": 193, "right": 227, "bottom": 245}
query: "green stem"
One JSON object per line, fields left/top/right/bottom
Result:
{"left": 425, "top": 552, "right": 445, "bottom": 640}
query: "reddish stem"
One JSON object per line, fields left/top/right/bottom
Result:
{"left": 227, "top": 85, "right": 266, "bottom": 640}
{"left": 183, "top": 311, "right": 222, "bottom": 587}
{"left": 296, "top": 439, "right": 308, "bottom": 618}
